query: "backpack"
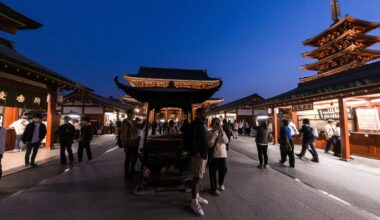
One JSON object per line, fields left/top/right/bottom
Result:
{"left": 312, "top": 127, "right": 319, "bottom": 139}
{"left": 303, "top": 125, "right": 314, "bottom": 140}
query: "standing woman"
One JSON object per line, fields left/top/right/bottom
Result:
{"left": 208, "top": 118, "right": 229, "bottom": 196}
{"left": 254, "top": 122, "right": 271, "bottom": 169}
{"left": 232, "top": 121, "right": 238, "bottom": 139}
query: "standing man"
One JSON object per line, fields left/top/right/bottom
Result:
{"left": 222, "top": 119, "right": 232, "bottom": 151}
{"left": 78, "top": 117, "right": 93, "bottom": 163}
{"left": 190, "top": 107, "right": 209, "bottom": 216}
{"left": 0, "top": 125, "right": 6, "bottom": 179}
{"left": 324, "top": 119, "right": 335, "bottom": 153}
{"left": 278, "top": 119, "right": 295, "bottom": 168}
{"left": 56, "top": 116, "right": 76, "bottom": 165}
{"left": 22, "top": 113, "right": 47, "bottom": 167}
{"left": 296, "top": 119, "right": 319, "bottom": 163}
{"left": 120, "top": 109, "right": 138, "bottom": 179}
{"left": 9, "top": 115, "right": 29, "bottom": 152}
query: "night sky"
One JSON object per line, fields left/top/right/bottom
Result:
{"left": 1, "top": 0, "right": 380, "bottom": 103}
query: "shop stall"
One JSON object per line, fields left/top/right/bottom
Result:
{"left": 60, "top": 92, "right": 131, "bottom": 134}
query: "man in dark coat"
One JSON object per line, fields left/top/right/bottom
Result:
{"left": 222, "top": 119, "right": 232, "bottom": 151}
{"left": 190, "top": 107, "right": 209, "bottom": 216}
{"left": 78, "top": 117, "right": 93, "bottom": 163}
{"left": 55, "top": 116, "right": 76, "bottom": 165}
{"left": 22, "top": 113, "right": 47, "bottom": 167}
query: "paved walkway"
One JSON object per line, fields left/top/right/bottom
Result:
{"left": 0, "top": 135, "right": 377, "bottom": 220}
{"left": 1, "top": 135, "right": 111, "bottom": 176}
{"left": 230, "top": 136, "right": 380, "bottom": 218}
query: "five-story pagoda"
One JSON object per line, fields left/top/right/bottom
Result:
{"left": 300, "top": 0, "right": 380, "bottom": 83}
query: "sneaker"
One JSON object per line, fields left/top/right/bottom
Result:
{"left": 257, "top": 165, "right": 263, "bottom": 169}
{"left": 197, "top": 196, "right": 209, "bottom": 205}
{"left": 263, "top": 165, "right": 267, "bottom": 169}
{"left": 191, "top": 200, "right": 204, "bottom": 216}
{"left": 311, "top": 158, "right": 319, "bottom": 163}
{"left": 31, "top": 163, "right": 38, "bottom": 168}
{"left": 295, "top": 153, "right": 302, "bottom": 158}
{"left": 211, "top": 190, "right": 221, "bottom": 196}
{"left": 219, "top": 185, "right": 225, "bottom": 191}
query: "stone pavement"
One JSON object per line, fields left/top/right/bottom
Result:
{"left": 230, "top": 135, "right": 380, "bottom": 218}
{"left": 1, "top": 135, "right": 111, "bottom": 176}
{"left": 0, "top": 135, "right": 377, "bottom": 220}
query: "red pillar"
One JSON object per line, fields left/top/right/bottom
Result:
{"left": 291, "top": 111, "right": 298, "bottom": 128}
{"left": 338, "top": 98, "right": 351, "bottom": 161}
{"left": 272, "top": 108, "right": 278, "bottom": 144}
{"left": 46, "top": 88, "right": 57, "bottom": 149}
{"left": 3, "top": 107, "right": 19, "bottom": 128}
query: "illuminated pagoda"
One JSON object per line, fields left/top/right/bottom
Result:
{"left": 115, "top": 66, "right": 223, "bottom": 120}
{"left": 300, "top": 0, "right": 380, "bottom": 83}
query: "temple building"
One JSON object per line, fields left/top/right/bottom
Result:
{"left": 120, "top": 66, "right": 223, "bottom": 122}
{"left": 0, "top": 3, "right": 91, "bottom": 151}
{"left": 254, "top": 0, "right": 380, "bottom": 160}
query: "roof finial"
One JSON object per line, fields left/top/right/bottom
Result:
{"left": 331, "top": 0, "right": 341, "bottom": 23}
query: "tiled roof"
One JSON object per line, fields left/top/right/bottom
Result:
{"left": 262, "top": 60, "right": 380, "bottom": 106}
{"left": 209, "top": 93, "right": 264, "bottom": 114}
{"left": 0, "top": 40, "right": 92, "bottom": 92}
{"left": 126, "top": 66, "right": 219, "bottom": 81}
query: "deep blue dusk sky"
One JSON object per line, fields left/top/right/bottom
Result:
{"left": 1, "top": 0, "right": 380, "bottom": 103}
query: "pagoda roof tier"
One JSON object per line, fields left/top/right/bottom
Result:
{"left": 303, "top": 16, "right": 380, "bottom": 47}
{"left": 114, "top": 77, "right": 222, "bottom": 111}
{"left": 303, "top": 32, "right": 380, "bottom": 59}
{"left": 301, "top": 46, "right": 380, "bottom": 71}
{"left": 0, "top": 3, "right": 42, "bottom": 34}
{"left": 299, "top": 60, "right": 361, "bottom": 83}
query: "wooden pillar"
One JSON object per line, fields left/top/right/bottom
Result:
{"left": 252, "top": 107, "right": 255, "bottom": 124}
{"left": 165, "top": 108, "right": 168, "bottom": 122}
{"left": 291, "top": 111, "right": 298, "bottom": 128}
{"left": 46, "top": 88, "right": 57, "bottom": 149}
{"left": 338, "top": 98, "right": 351, "bottom": 161}
{"left": 272, "top": 108, "right": 279, "bottom": 144}
{"left": 3, "top": 107, "right": 19, "bottom": 128}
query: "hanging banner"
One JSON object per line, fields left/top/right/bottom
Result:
{"left": 0, "top": 81, "right": 47, "bottom": 110}
{"left": 292, "top": 103, "right": 314, "bottom": 111}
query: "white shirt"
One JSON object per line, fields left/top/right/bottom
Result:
{"left": 334, "top": 127, "right": 341, "bottom": 138}
{"left": 325, "top": 124, "right": 335, "bottom": 139}
{"left": 288, "top": 122, "right": 299, "bottom": 136}
{"left": 9, "top": 119, "right": 28, "bottom": 135}
{"left": 31, "top": 122, "right": 41, "bottom": 144}
{"left": 208, "top": 130, "right": 229, "bottom": 158}
{"left": 0, "top": 127, "right": 6, "bottom": 154}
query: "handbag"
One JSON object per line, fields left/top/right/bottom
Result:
{"left": 279, "top": 131, "right": 292, "bottom": 153}
{"left": 207, "top": 131, "right": 220, "bottom": 166}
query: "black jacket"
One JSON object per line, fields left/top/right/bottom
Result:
{"left": 191, "top": 118, "right": 208, "bottom": 160}
{"left": 22, "top": 122, "right": 47, "bottom": 144}
{"left": 80, "top": 123, "right": 93, "bottom": 143}
{"left": 55, "top": 123, "right": 76, "bottom": 144}
{"left": 254, "top": 126, "right": 269, "bottom": 145}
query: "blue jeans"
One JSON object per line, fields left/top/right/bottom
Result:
{"left": 15, "top": 135, "right": 23, "bottom": 150}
